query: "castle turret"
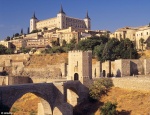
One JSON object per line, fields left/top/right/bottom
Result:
{"left": 30, "top": 12, "right": 38, "bottom": 33}
{"left": 57, "top": 5, "right": 66, "bottom": 29}
{"left": 67, "top": 50, "right": 92, "bottom": 84}
{"left": 84, "top": 11, "right": 91, "bottom": 30}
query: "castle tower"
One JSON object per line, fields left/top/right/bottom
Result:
{"left": 57, "top": 5, "right": 66, "bottom": 29}
{"left": 84, "top": 11, "right": 91, "bottom": 30}
{"left": 67, "top": 50, "right": 92, "bottom": 84}
{"left": 30, "top": 12, "right": 38, "bottom": 33}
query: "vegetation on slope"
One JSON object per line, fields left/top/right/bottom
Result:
{"left": 44, "top": 37, "right": 139, "bottom": 62}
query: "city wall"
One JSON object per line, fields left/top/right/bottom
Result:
{"left": 111, "top": 76, "right": 150, "bottom": 91}
{"left": 92, "top": 59, "right": 150, "bottom": 78}
{"left": 0, "top": 76, "right": 8, "bottom": 85}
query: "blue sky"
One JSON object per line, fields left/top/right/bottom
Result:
{"left": 0, "top": 0, "right": 150, "bottom": 40}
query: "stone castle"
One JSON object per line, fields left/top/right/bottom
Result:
{"left": 30, "top": 5, "right": 91, "bottom": 32}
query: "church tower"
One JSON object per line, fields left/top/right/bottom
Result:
{"left": 57, "top": 5, "right": 66, "bottom": 29}
{"left": 84, "top": 11, "right": 91, "bottom": 30}
{"left": 30, "top": 12, "right": 38, "bottom": 33}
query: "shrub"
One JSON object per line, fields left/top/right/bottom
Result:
{"left": 100, "top": 101, "right": 117, "bottom": 115}
{"left": 89, "top": 78, "right": 113, "bottom": 100}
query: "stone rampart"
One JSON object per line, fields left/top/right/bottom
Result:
{"left": 8, "top": 76, "right": 32, "bottom": 85}
{"left": 144, "top": 59, "right": 150, "bottom": 75}
{"left": 92, "top": 61, "right": 101, "bottom": 78}
{"left": 111, "top": 76, "right": 150, "bottom": 91}
{"left": 0, "top": 76, "right": 8, "bottom": 85}
{"left": 102, "top": 61, "right": 111, "bottom": 77}
{"left": 0, "top": 54, "right": 30, "bottom": 62}
{"left": 31, "top": 77, "right": 67, "bottom": 83}
{"left": 130, "top": 59, "right": 144, "bottom": 75}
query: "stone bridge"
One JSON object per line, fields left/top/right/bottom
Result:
{"left": 0, "top": 81, "right": 89, "bottom": 115}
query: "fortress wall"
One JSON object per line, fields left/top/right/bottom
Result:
{"left": 0, "top": 76, "right": 8, "bottom": 85}
{"left": 92, "top": 61, "right": 101, "bottom": 78}
{"left": 60, "top": 63, "right": 67, "bottom": 77}
{"left": 130, "top": 59, "right": 144, "bottom": 75}
{"left": 8, "top": 76, "right": 32, "bottom": 85}
{"left": 102, "top": 61, "right": 111, "bottom": 77}
{"left": 144, "top": 59, "right": 150, "bottom": 75}
{"left": 113, "top": 59, "right": 130, "bottom": 77}
{"left": 121, "top": 59, "right": 130, "bottom": 76}
{"left": 0, "top": 54, "right": 30, "bottom": 61}
{"left": 23, "top": 64, "right": 63, "bottom": 78}
{"left": 31, "top": 77, "right": 66, "bottom": 83}
{"left": 111, "top": 61, "right": 115, "bottom": 77}
{"left": 112, "top": 77, "right": 150, "bottom": 91}
{"left": 83, "top": 77, "right": 94, "bottom": 88}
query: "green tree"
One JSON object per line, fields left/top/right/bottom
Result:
{"left": 14, "top": 33, "right": 20, "bottom": 37}
{"left": 94, "top": 38, "right": 139, "bottom": 62}
{"left": 62, "top": 40, "right": 67, "bottom": 47}
{"left": 100, "top": 101, "right": 117, "bottom": 115}
{"left": 5, "top": 36, "right": 11, "bottom": 41}
{"left": 30, "top": 29, "right": 41, "bottom": 33}
{"left": 89, "top": 78, "right": 113, "bottom": 100}
{"left": 77, "top": 36, "right": 108, "bottom": 51}
{"left": 0, "top": 45, "right": 13, "bottom": 54}
{"left": 52, "top": 38, "right": 60, "bottom": 47}
{"left": 43, "top": 27, "right": 48, "bottom": 31}
{"left": 20, "top": 47, "right": 31, "bottom": 53}
{"left": 94, "top": 44, "right": 105, "bottom": 61}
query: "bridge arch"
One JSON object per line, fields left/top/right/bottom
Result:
{"left": 67, "top": 87, "right": 79, "bottom": 106}
{"left": 0, "top": 83, "right": 56, "bottom": 114}
{"left": 64, "top": 81, "right": 89, "bottom": 107}
{"left": 9, "top": 91, "right": 53, "bottom": 115}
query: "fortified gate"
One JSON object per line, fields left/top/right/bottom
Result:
{"left": 67, "top": 50, "right": 92, "bottom": 85}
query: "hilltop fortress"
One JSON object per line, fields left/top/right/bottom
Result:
{"left": 30, "top": 5, "right": 91, "bottom": 32}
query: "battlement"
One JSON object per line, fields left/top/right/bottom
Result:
{"left": 69, "top": 50, "right": 92, "bottom": 53}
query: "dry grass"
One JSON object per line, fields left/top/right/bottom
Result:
{"left": 10, "top": 93, "right": 40, "bottom": 115}
{"left": 26, "top": 53, "right": 68, "bottom": 68}
{"left": 96, "top": 87, "right": 150, "bottom": 115}
{"left": 139, "top": 50, "right": 150, "bottom": 59}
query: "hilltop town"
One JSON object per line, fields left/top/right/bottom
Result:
{"left": 0, "top": 5, "right": 150, "bottom": 115}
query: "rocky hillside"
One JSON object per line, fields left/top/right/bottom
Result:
{"left": 25, "top": 53, "right": 68, "bottom": 68}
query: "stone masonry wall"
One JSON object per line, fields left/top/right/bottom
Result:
{"left": 130, "top": 59, "right": 144, "bottom": 75}
{"left": 144, "top": 59, "right": 150, "bottom": 75}
{"left": 121, "top": 59, "right": 130, "bottom": 77}
{"left": 0, "top": 76, "right": 8, "bottom": 85}
{"left": 102, "top": 61, "right": 111, "bottom": 77}
{"left": 92, "top": 61, "right": 101, "bottom": 78}
{"left": 112, "top": 76, "right": 150, "bottom": 91}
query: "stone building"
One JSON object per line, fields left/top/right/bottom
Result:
{"left": 112, "top": 24, "right": 150, "bottom": 50}
{"left": 0, "top": 41, "right": 11, "bottom": 49}
{"left": 67, "top": 50, "right": 92, "bottom": 84}
{"left": 30, "top": 5, "right": 91, "bottom": 32}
